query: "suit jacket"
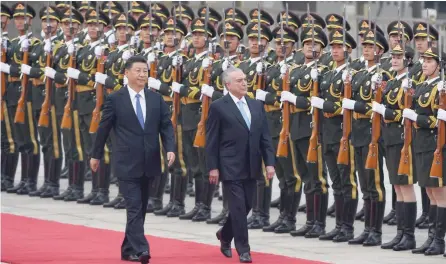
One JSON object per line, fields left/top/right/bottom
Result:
{"left": 92, "top": 86, "right": 175, "bottom": 179}
{"left": 205, "top": 94, "right": 275, "bottom": 181}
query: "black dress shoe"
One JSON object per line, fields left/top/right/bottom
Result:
{"left": 216, "top": 229, "right": 232, "bottom": 258}
{"left": 239, "top": 252, "right": 252, "bottom": 263}
{"left": 138, "top": 251, "right": 150, "bottom": 264}
{"left": 121, "top": 254, "right": 140, "bottom": 262}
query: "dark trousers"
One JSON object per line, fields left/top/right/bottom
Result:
{"left": 221, "top": 179, "right": 256, "bottom": 255}
{"left": 120, "top": 176, "right": 153, "bottom": 256}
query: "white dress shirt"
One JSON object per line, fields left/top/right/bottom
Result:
{"left": 128, "top": 86, "right": 146, "bottom": 123}
{"left": 229, "top": 92, "right": 251, "bottom": 124}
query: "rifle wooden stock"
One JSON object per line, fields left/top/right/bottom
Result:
{"left": 89, "top": 56, "right": 105, "bottom": 134}
{"left": 171, "top": 65, "right": 181, "bottom": 140}
{"left": 277, "top": 68, "right": 290, "bottom": 157}
{"left": 1, "top": 45, "right": 6, "bottom": 121}
{"left": 397, "top": 88, "right": 413, "bottom": 176}
{"left": 193, "top": 64, "right": 212, "bottom": 148}
{"left": 307, "top": 80, "right": 319, "bottom": 163}
{"left": 337, "top": 79, "right": 352, "bottom": 165}
{"left": 14, "top": 49, "right": 29, "bottom": 124}
{"left": 429, "top": 91, "right": 445, "bottom": 178}
{"left": 149, "top": 58, "right": 157, "bottom": 91}
{"left": 365, "top": 81, "right": 386, "bottom": 170}
{"left": 61, "top": 54, "right": 76, "bottom": 130}
{"left": 38, "top": 53, "right": 53, "bottom": 127}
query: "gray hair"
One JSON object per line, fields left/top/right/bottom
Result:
{"left": 221, "top": 66, "right": 243, "bottom": 85}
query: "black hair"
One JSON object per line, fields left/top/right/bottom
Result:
{"left": 124, "top": 55, "right": 148, "bottom": 70}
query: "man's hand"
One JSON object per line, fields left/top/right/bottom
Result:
{"left": 90, "top": 158, "right": 99, "bottom": 172}
{"left": 209, "top": 169, "right": 219, "bottom": 184}
{"left": 266, "top": 166, "right": 275, "bottom": 180}
{"left": 167, "top": 152, "right": 175, "bottom": 167}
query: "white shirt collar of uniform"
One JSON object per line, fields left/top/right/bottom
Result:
{"left": 82, "top": 28, "right": 88, "bottom": 33}
{"left": 195, "top": 50, "right": 207, "bottom": 60}
{"left": 117, "top": 44, "right": 128, "bottom": 52}
{"left": 19, "top": 32, "right": 33, "bottom": 43}
{"left": 143, "top": 47, "right": 153, "bottom": 54}
{"left": 305, "top": 60, "right": 316, "bottom": 68}
{"left": 360, "top": 55, "right": 365, "bottom": 62}
{"left": 128, "top": 86, "right": 145, "bottom": 101}
{"left": 45, "top": 35, "right": 58, "bottom": 42}
{"left": 229, "top": 92, "right": 247, "bottom": 105}
{"left": 425, "top": 76, "right": 439, "bottom": 85}
{"left": 249, "top": 56, "right": 262, "bottom": 65}
{"left": 396, "top": 72, "right": 407, "bottom": 81}
{"left": 89, "top": 40, "right": 101, "bottom": 49}
{"left": 335, "top": 63, "right": 347, "bottom": 74}
{"left": 104, "top": 29, "right": 114, "bottom": 38}
{"left": 135, "top": 30, "right": 141, "bottom": 37}
{"left": 367, "top": 64, "right": 377, "bottom": 73}
{"left": 168, "top": 50, "right": 177, "bottom": 57}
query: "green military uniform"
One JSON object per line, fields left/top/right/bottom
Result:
{"left": 381, "top": 21, "right": 414, "bottom": 74}
{"left": 75, "top": 1, "right": 96, "bottom": 46}
{"left": 171, "top": 4, "right": 195, "bottom": 59}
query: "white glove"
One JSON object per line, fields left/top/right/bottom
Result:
{"left": 437, "top": 81, "right": 445, "bottom": 92}
{"left": 94, "top": 46, "right": 103, "bottom": 57}
{"left": 222, "top": 58, "right": 229, "bottom": 71}
{"left": 108, "top": 34, "right": 116, "bottom": 46}
{"left": 437, "top": 109, "right": 446, "bottom": 122}
{"left": 67, "top": 67, "right": 80, "bottom": 80}
{"left": 44, "top": 39, "right": 52, "bottom": 53}
{"left": 280, "top": 91, "right": 297, "bottom": 105}
{"left": 122, "top": 50, "right": 132, "bottom": 61}
{"left": 201, "top": 84, "right": 214, "bottom": 98}
{"left": 20, "top": 38, "right": 30, "bottom": 50}
{"left": 371, "top": 73, "right": 382, "bottom": 85}
{"left": 67, "top": 44, "right": 74, "bottom": 55}
{"left": 180, "top": 39, "right": 188, "bottom": 50}
{"left": 172, "top": 82, "right": 182, "bottom": 93}
{"left": 255, "top": 89, "right": 268, "bottom": 101}
{"left": 310, "top": 96, "right": 324, "bottom": 109}
{"left": 372, "top": 101, "right": 386, "bottom": 116}
{"left": 148, "top": 77, "right": 161, "bottom": 90}
{"left": 130, "top": 36, "right": 139, "bottom": 47}
{"left": 202, "top": 57, "right": 212, "bottom": 69}
{"left": 172, "top": 56, "right": 183, "bottom": 67}
{"left": 402, "top": 108, "right": 418, "bottom": 121}
{"left": 123, "top": 76, "right": 128, "bottom": 86}
{"left": 2, "top": 37, "right": 7, "bottom": 49}
{"left": 44, "top": 67, "right": 56, "bottom": 79}
{"left": 154, "top": 42, "right": 161, "bottom": 50}
{"left": 401, "top": 78, "right": 411, "bottom": 90}
{"left": 40, "top": 30, "right": 45, "bottom": 39}
{"left": 342, "top": 98, "right": 356, "bottom": 110}
{"left": 147, "top": 52, "right": 156, "bottom": 63}
{"left": 256, "top": 62, "right": 263, "bottom": 74}
{"left": 310, "top": 68, "right": 319, "bottom": 81}
{"left": 20, "top": 64, "right": 31, "bottom": 75}
{"left": 0, "top": 62, "right": 10, "bottom": 74}
{"left": 95, "top": 72, "right": 107, "bottom": 85}
{"left": 342, "top": 70, "right": 351, "bottom": 82}
{"left": 280, "top": 64, "right": 287, "bottom": 76}
{"left": 85, "top": 34, "right": 91, "bottom": 43}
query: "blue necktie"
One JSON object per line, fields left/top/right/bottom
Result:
{"left": 135, "top": 94, "right": 144, "bottom": 129}
{"left": 237, "top": 101, "right": 250, "bottom": 129}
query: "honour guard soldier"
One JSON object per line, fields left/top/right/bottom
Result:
{"left": 256, "top": 23, "right": 303, "bottom": 234}
{"left": 381, "top": 21, "right": 413, "bottom": 73}
{"left": 224, "top": 7, "right": 248, "bottom": 29}
{"left": 171, "top": 3, "right": 194, "bottom": 59}
{"left": 293, "top": 12, "right": 325, "bottom": 65}
{"left": 75, "top": 1, "right": 96, "bottom": 45}
{"left": 320, "top": 13, "right": 351, "bottom": 70}
{"left": 129, "top": 1, "right": 147, "bottom": 23}
{"left": 350, "top": 20, "right": 384, "bottom": 72}
{"left": 243, "top": 8, "right": 275, "bottom": 64}
{"left": 101, "top": 1, "right": 125, "bottom": 51}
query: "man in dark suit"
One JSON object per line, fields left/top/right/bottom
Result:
{"left": 205, "top": 66, "right": 275, "bottom": 263}
{"left": 90, "top": 56, "right": 175, "bottom": 264}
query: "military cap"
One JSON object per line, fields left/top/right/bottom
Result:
{"left": 74, "top": 1, "right": 96, "bottom": 12}
{"left": 198, "top": 7, "right": 222, "bottom": 23}
{"left": 300, "top": 26, "right": 328, "bottom": 47}
{"left": 421, "top": 47, "right": 445, "bottom": 63}
{"left": 276, "top": 11, "right": 302, "bottom": 30}
{"left": 130, "top": 1, "right": 147, "bottom": 14}
{"left": 150, "top": 3, "right": 169, "bottom": 21}
{"left": 39, "top": 6, "right": 61, "bottom": 22}
{"left": 85, "top": 9, "right": 110, "bottom": 26}
{"left": 138, "top": 12, "right": 163, "bottom": 30}
{"left": 390, "top": 44, "right": 415, "bottom": 60}
{"left": 362, "top": 30, "right": 389, "bottom": 53}
{"left": 163, "top": 17, "right": 188, "bottom": 36}
{"left": 358, "top": 20, "right": 384, "bottom": 36}
{"left": 218, "top": 21, "right": 244, "bottom": 40}
{"left": 249, "top": 9, "right": 274, "bottom": 26}
{"left": 301, "top": 13, "right": 326, "bottom": 29}
{"left": 113, "top": 13, "right": 137, "bottom": 31}
{"left": 55, "top": 2, "right": 69, "bottom": 10}
{"left": 387, "top": 21, "right": 413, "bottom": 41}
{"left": 1, "top": 4, "right": 13, "bottom": 18}
{"left": 246, "top": 22, "right": 272, "bottom": 41}
{"left": 329, "top": 29, "right": 356, "bottom": 49}
{"left": 101, "top": 1, "right": 124, "bottom": 15}
{"left": 413, "top": 22, "right": 438, "bottom": 41}
{"left": 12, "top": 2, "right": 36, "bottom": 18}
{"left": 191, "top": 18, "right": 216, "bottom": 38}
{"left": 171, "top": 4, "right": 194, "bottom": 21}
{"left": 325, "top": 13, "right": 350, "bottom": 31}
{"left": 273, "top": 26, "right": 299, "bottom": 43}
{"left": 224, "top": 7, "right": 248, "bottom": 26}
{"left": 60, "top": 7, "right": 84, "bottom": 25}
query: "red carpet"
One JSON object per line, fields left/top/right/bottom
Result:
{"left": 1, "top": 213, "right": 327, "bottom": 264}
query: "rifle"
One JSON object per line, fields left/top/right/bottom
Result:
{"left": 193, "top": 5, "right": 212, "bottom": 148}
{"left": 306, "top": 4, "right": 320, "bottom": 163}
{"left": 171, "top": 8, "right": 181, "bottom": 140}
{"left": 429, "top": 31, "right": 445, "bottom": 179}
{"left": 0, "top": 35, "right": 6, "bottom": 121}
{"left": 256, "top": 3, "right": 265, "bottom": 91}
{"left": 14, "top": 2, "right": 30, "bottom": 124}
{"left": 337, "top": 5, "right": 351, "bottom": 165}
{"left": 277, "top": 13, "right": 290, "bottom": 158}
{"left": 38, "top": 2, "right": 53, "bottom": 127}
{"left": 89, "top": 5, "right": 105, "bottom": 133}
{"left": 61, "top": 4, "right": 76, "bottom": 130}
{"left": 149, "top": 4, "right": 158, "bottom": 79}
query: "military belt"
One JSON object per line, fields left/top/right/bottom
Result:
{"left": 353, "top": 113, "right": 370, "bottom": 120}
{"left": 76, "top": 85, "right": 95, "bottom": 92}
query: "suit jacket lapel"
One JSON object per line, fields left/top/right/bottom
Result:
{"left": 246, "top": 97, "right": 256, "bottom": 129}
{"left": 121, "top": 86, "right": 144, "bottom": 132}
{"left": 224, "top": 94, "right": 249, "bottom": 131}
{"left": 144, "top": 88, "right": 151, "bottom": 132}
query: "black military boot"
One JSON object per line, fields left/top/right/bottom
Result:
{"left": 260, "top": 184, "right": 272, "bottom": 227}
{"left": 424, "top": 207, "right": 445, "bottom": 256}
{"left": 334, "top": 197, "right": 357, "bottom": 242}
{"left": 60, "top": 156, "right": 69, "bottom": 179}
{"left": 305, "top": 193, "right": 327, "bottom": 238}
{"left": 17, "top": 153, "right": 40, "bottom": 195}
{"left": 355, "top": 205, "right": 365, "bottom": 221}
{"left": 193, "top": 181, "right": 214, "bottom": 222}
{"left": 1, "top": 153, "right": 19, "bottom": 191}
{"left": 207, "top": 192, "right": 229, "bottom": 224}
{"left": 290, "top": 193, "right": 314, "bottom": 237}
{"left": 41, "top": 158, "right": 61, "bottom": 198}
{"left": 270, "top": 197, "right": 280, "bottom": 208}
{"left": 382, "top": 201, "right": 404, "bottom": 249}
{"left": 416, "top": 212, "right": 428, "bottom": 228}
{"left": 104, "top": 193, "right": 124, "bottom": 208}
{"left": 384, "top": 187, "right": 396, "bottom": 224}
{"left": 393, "top": 202, "right": 416, "bottom": 251}
{"left": 276, "top": 190, "right": 301, "bottom": 234}
{"left": 167, "top": 174, "right": 187, "bottom": 217}
{"left": 77, "top": 158, "right": 98, "bottom": 203}
{"left": 154, "top": 174, "right": 175, "bottom": 215}
{"left": 7, "top": 153, "right": 28, "bottom": 193}
{"left": 180, "top": 178, "right": 203, "bottom": 220}
{"left": 417, "top": 188, "right": 430, "bottom": 229}
{"left": 413, "top": 205, "right": 437, "bottom": 254}
{"left": 53, "top": 160, "right": 73, "bottom": 200}
{"left": 65, "top": 161, "right": 85, "bottom": 201}
{"left": 320, "top": 195, "right": 343, "bottom": 241}
{"left": 327, "top": 202, "right": 336, "bottom": 218}
{"left": 363, "top": 201, "right": 385, "bottom": 246}
{"left": 29, "top": 154, "right": 50, "bottom": 197}
{"left": 263, "top": 189, "right": 287, "bottom": 232}
{"left": 90, "top": 162, "right": 110, "bottom": 205}
{"left": 298, "top": 203, "right": 306, "bottom": 212}
{"left": 349, "top": 199, "right": 371, "bottom": 244}
{"left": 114, "top": 197, "right": 126, "bottom": 209}
{"left": 151, "top": 171, "right": 169, "bottom": 212}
